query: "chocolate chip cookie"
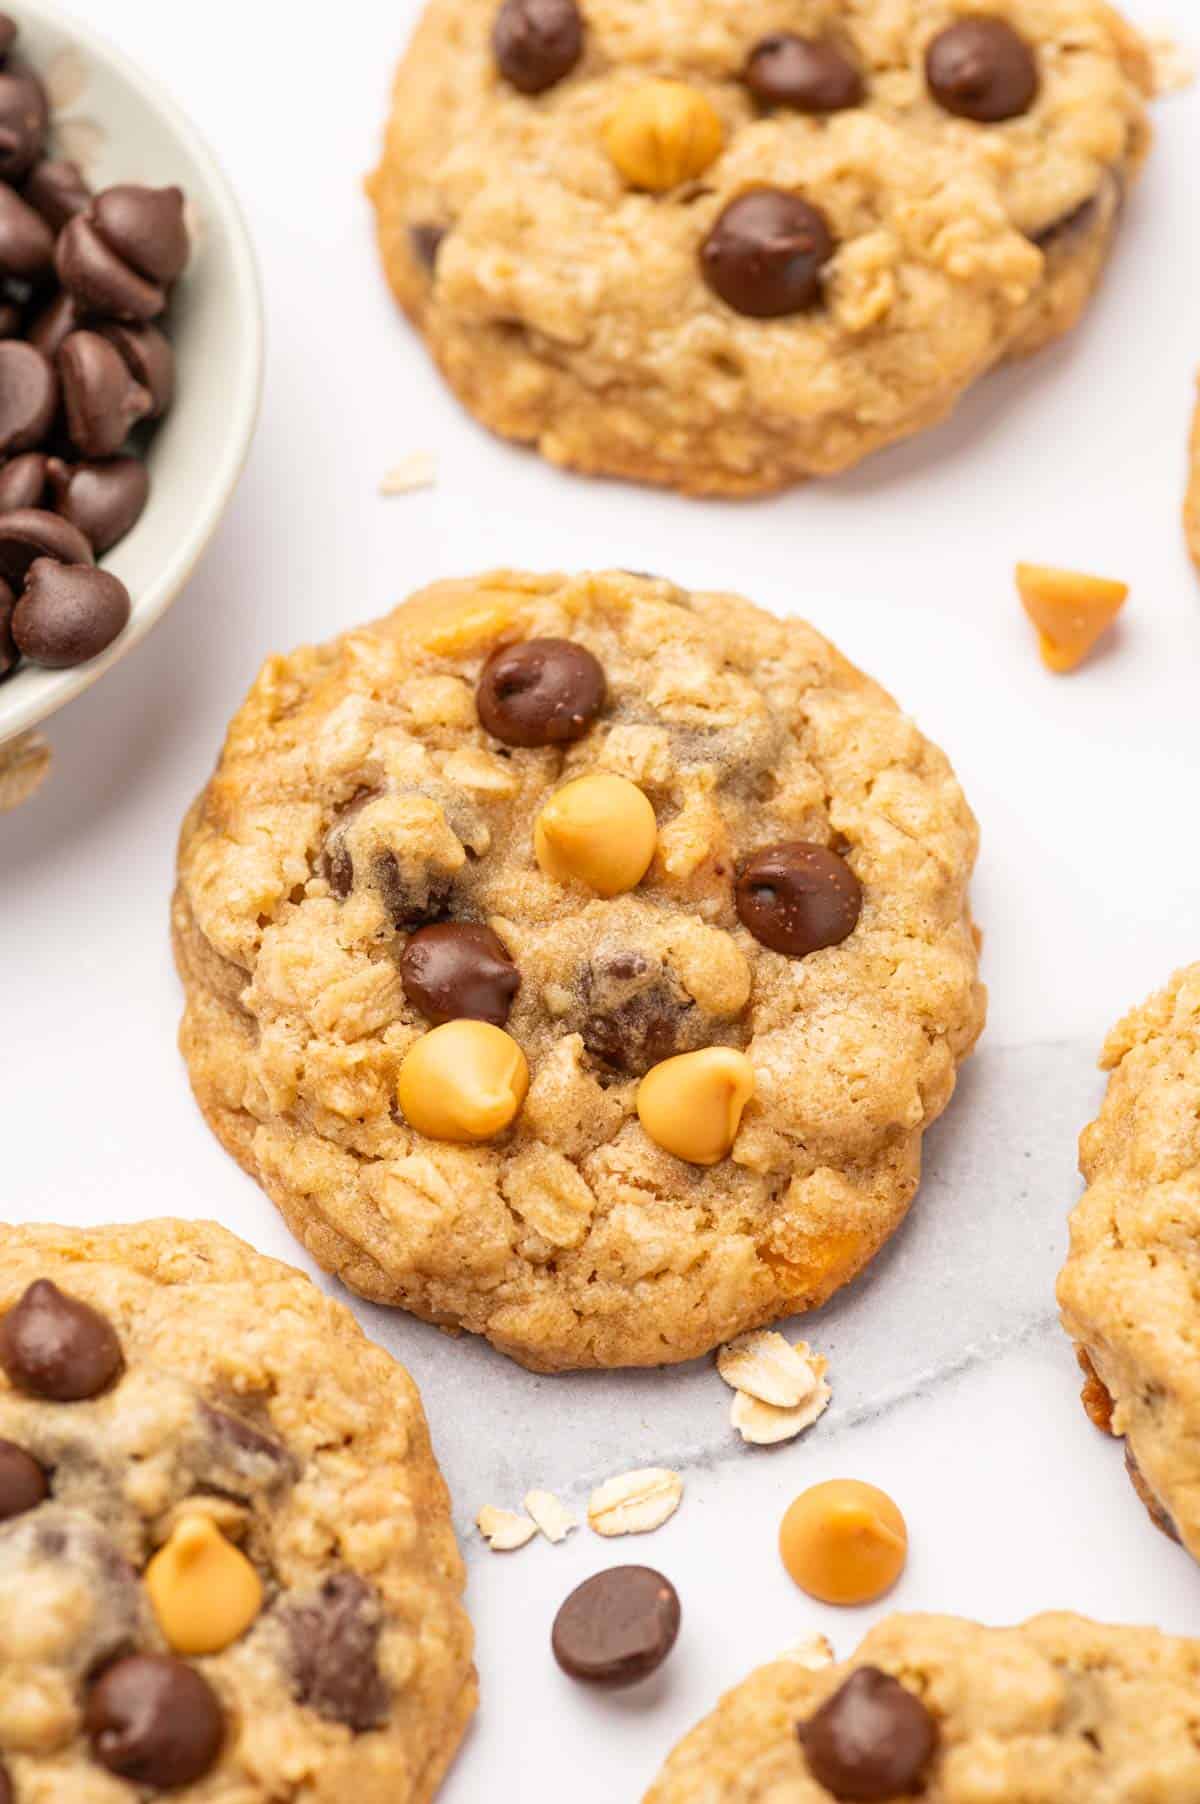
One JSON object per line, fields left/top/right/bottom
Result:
{"left": 644, "top": 1612, "right": 1200, "bottom": 1801}
{"left": 1058, "top": 963, "right": 1200, "bottom": 1561}
{"left": 369, "top": 1, "right": 1152, "bottom": 495}
{"left": 173, "top": 570, "right": 984, "bottom": 1371}
{"left": 0, "top": 1220, "right": 475, "bottom": 1802}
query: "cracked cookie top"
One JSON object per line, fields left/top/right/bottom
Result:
{"left": 174, "top": 570, "right": 984, "bottom": 1371}
{"left": 1059, "top": 962, "right": 1200, "bottom": 1563}
{"left": 369, "top": 0, "right": 1152, "bottom": 493}
{"left": 644, "top": 1612, "right": 1200, "bottom": 1802}
{"left": 0, "top": 1220, "right": 474, "bottom": 1803}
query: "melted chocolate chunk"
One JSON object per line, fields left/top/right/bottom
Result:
{"left": 283, "top": 1571, "right": 390, "bottom": 1731}
{"left": 580, "top": 950, "right": 695, "bottom": 1076}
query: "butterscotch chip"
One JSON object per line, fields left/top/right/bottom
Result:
{"left": 1016, "top": 562, "right": 1128, "bottom": 672}
{"left": 588, "top": 1468, "right": 683, "bottom": 1538}
{"left": 603, "top": 81, "right": 723, "bottom": 192}
{"left": 779, "top": 1479, "right": 906, "bottom": 1605}
{"left": 144, "top": 1515, "right": 263, "bottom": 1656}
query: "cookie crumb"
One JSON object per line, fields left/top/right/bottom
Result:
{"left": 1149, "top": 31, "right": 1196, "bottom": 96}
{"left": 525, "top": 1489, "right": 577, "bottom": 1543}
{"left": 1016, "top": 563, "right": 1128, "bottom": 673}
{"left": 588, "top": 1468, "right": 683, "bottom": 1537}
{"left": 477, "top": 1505, "right": 538, "bottom": 1551}
{"left": 0, "top": 730, "right": 52, "bottom": 812}
{"left": 779, "top": 1632, "right": 835, "bottom": 1670}
{"left": 380, "top": 451, "right": 437, "bottom": 495}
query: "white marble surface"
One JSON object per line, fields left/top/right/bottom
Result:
{"left": 3, "top": 2, "right": 1200, "bottom": 1797}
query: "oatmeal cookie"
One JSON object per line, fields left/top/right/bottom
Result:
{"left": 644, "top": 1612, "right": 1200, "bottom": 1801}
{"left": 0, "top": 1220, "right": 475, "bottom": 1802}
{"left": 1059, "top": 963, "right": 1200, "bottom": 1559}
{"left": 173, "top": 570, "right": 985, "bottom": 1371}
{"left": 369, "top": 0, "right": 1152, "bottom": 495}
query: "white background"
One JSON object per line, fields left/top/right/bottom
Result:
{"left": 4, "top": 2, "right": 1200, "bottom": 1796}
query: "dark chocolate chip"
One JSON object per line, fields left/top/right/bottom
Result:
{"left": 581, "top": 951, "right": 691, "bottom": 1075}
{"left": 0, "top": 575, "right": 15, "bottom": 675}
{"left": 492, "top": 0, "right": 583, "bottom": 93}
{"left": 97, "top": 321, "right": 175, "bottom": 417}
{"left": 744, "top": 36, "right": 864, "bottom": 113}
{"left": 477, "top": 637, "right": 606, "bottom": 747}
{"left": 0, "top": 341, "right": 57, "bottom": 456}
{"left": 0, "top": 300, "right": 20, "bottom": 338}
{"left": 55, "top": 215, "right": 165, "bottom": 322}
{"left": 283, "top": 1571, "right": 389, "bottom": 1731}
{"left": 400, "top": 922, "right": 520, "bottom": 1027}
{"left": 92, "top": 184, "right": 188, "bottom": 286}
{"left": 0, "top": 1278, "right": 123, "bottom": 1400}
{"left": 410, "top": 223, "right": 446, "bottom": 270}
{"left": 59, "top": 330, "right": 153, "bottom": 458}
{"left": 0, "top": 506, "right": 92, "bottom": 585}
{"left": 0, "top": 1436, "right": 48, "bottom": 1518}
{"left": 28, "top": 289, "right": 81, "bottom": 360}
{"left": 552, "top": 1566, "right": 681, "bottom": 1686}
{"left": 925, "top": 18, "right": 1039, "bottom": 123}
{"left": 24, "top": 157, "right": 92, "bottom": 232}
{"left": 701, "top": 190, "right": 834, "bottom": 318}
{"left": 86, "top": 1655, "right": 224, "bottom": 1788}
{"left": 0, "top": 449, "right": 47, "bottom": 512}
{"left": 0, "top": 15, "right": 16, "bottom": 62}
{"left": 12, "top": 557, "right": 131, "bottom": 667}
{"left": 50, "top": 456, "right": 149, "bottom": 553}
{"left": 799, "top": 1667, "right": 938, "bottom": 1801}
{"left": 735, "top": 842, "right": 861, "bottom": 958}
{"left": 0, "top": 71, "right": 47, "bottom": 182}
{"left": 0, "top": 183, "right": 54, "bottom": 277}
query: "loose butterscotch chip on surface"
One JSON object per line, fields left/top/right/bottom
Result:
{"left": 1017, "top": 562, "right": 1128, "bottom": 672}
{"left": 779, "top": 1479, "right": 907, "bottom": 1605}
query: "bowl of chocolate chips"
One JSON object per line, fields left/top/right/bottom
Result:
{"left": 0, "top": 3, "right": 262, "bottom": 748}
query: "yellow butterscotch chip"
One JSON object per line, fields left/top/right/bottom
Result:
{"left": 398, "top": 1019, "right": 529, "bottom": 1141}
{"left": 779, "top": 1479, "right": 907, "bottom": 1606}
{"left": 636, "top": 1047, "right": 755, "bottom": 1166}
{"left": 1016, "top": 563, "right": 1129, "bottom": 673}
{"left": 603, "top": 80, "right": 724, "bottom": 192}
{"left": 534, "top": 772, "right": 657, "bottom": 897}
{"left": 145, "top": 1515, "right": 264, "bottom": 1656}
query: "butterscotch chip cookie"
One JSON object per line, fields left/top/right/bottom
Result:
{"left": 173, "top": 570, "right": 984, "bottom": 1371}
{"left": 644, "top": 1613, "right": 1200, "bottom": 1801}
{"left": 368, "top": 0, "right": 1152, "bottom": 496}
{"left": 1058, "top": 963, "right": 1200, "bottom": 1559}
{"left": 0, "top": 1220, "right": 474, "bottom": 1802}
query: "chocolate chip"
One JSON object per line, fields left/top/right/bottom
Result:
{"left": 0, "top": 341, "right": 57, "bottom": 456}
{"left": 0, "top": 15, "right": 16, "bottom": 62}
{"left": 735, "top": 842, "right": 861, "bottom": 958}
{"left": 59, "top": 330, "right": 153, "bottom": 458}
{"left": 0, "top": 1279, "right": 123, "bottom": 1400}
{"left": 50, "top": 456, "right": 149, "bottom": 553}
{"left": 400, "top": 921, "right": 520, "bottom": 1027}
{"left": 12, "top": 558, "right": 131, "bottom": 667}
{"left": 744, "top": 36, "right": 863, "bottom": 113}
{"left": 98, "top": 321, "right": 175, "bottom": 417}
{"left": 0, "top": 300, "right": 20, "bottom": 338}
{"left": 55, "top": 215, "right": 165, "bottom": 321}
{"left": 321, "top": 797, "right": 452, "bottom": 928}
{"left": 0, "top": 576, "right": 15, "bottom": 675}
{"left": 492, "top": 0, "right": 583, "bottom": 93}
{"left": 28, "top": 289, "right": 81, "bottom": 360}
{"left": 24, "top": 157, "right": 92, "bottom": 231}
{"left": 0, "top": 183, "right": 54, "bottom": 277}
{"left": 1031, "top": 191, "right": 1100, "bottom": 250}
{"left": 196, "top": 1403, "right": 296, "bottom": 1491}
{"left": 283, "top": 1571, "right": 389, "bottom": 1731}
{"left": 580, "top": 951, "right": 692, "bottom": 1075}
{"left": 701, "top": 190, "right": 834, "bottom": 318}
{"left": 552, "top": 1566, "right": 680, "bottom": 1686}
{"left": 0, "top": 450, "right": 47, "bottom": 512}
{"left": 477, "top": 637, "right": 606, "bottom": 747}
{"left": 925, "top": 18, "right": 1038, "bottom": 123}
{"left": 92, "top": 184, "right": 188, "bottom": 286}
{"left": 0, "top": 1437, "right": 48, "bottom": 1518}
{"left": 86, "top": 1655, "right": 224, "bottom": 1788}
{"left": 410, "top": 223, "right": 446, "bottom": 270}
{"left": 799, "top": 1667, "right": 938, "bottom": 1801}
{"left": 0, "top": 71, "right": 47, "bottom": 182}
{"left": 0, "top": 507, "right": 92, "bottom": 585}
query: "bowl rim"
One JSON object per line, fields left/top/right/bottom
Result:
{"left": 0, "top": 0, "right": 265, "bottom": 744}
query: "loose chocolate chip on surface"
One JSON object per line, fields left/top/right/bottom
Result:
{"left": 701, "top": 190, "right": 834, "bottom": 318}
{"left": 0, "top": 449, "right": 47, "bottom": 512}
{"left": 51, "top": 456, "right": 149, "bottom": 553}
{"left": 401, "top": 922, "right": 521, "bottom": 1027}
{"left": 0, "top": 70, "right": 47, "bottom": 182}
{"left": 92, "top": 184, "right": 189, "bottom": 285}
{"left": 0, "top": 1436, "right": 49, "bottom": 1518}
{"left": 0, "top": 182, "right": 54, "bottom": 277}
{"left": 55, "top": 214, "right": 165, "bottom": 321}
{"left": 87, "top": 1654, "right": 224, "bottom": 1788}
{"left": 0, "top": 1278, "right": 123, "bottom": 1400}
{"left": 59, "top": 330, "right": 153, "bottom": 458}
{"left": 552, "top": 1566, "right": 681, "bottom": 1686}
{"left": 735, "top": 842, "right": 861, "bottom": 958}
{"left": 925, "top": 18, "right": 1039, "bottom": 122}
{"left": 493, "top": 0, "right": 583, "bottom": 93}
{"left": 0, "top": 341, "right": 57, "bottom": 456}
{"left": 284, "top": 1571, "right": 390, "bottom": 1731}
{"left": 745, "top": 36, "right": 863, "bottom": 113}
{"left": 12, "top": 558, "right": 131, "bottom": 667}
{"left": 0, "top": 507, "right": 92, "bottom": 585}
{"left": 24, "top": 156, "right": 91, "bottom": 231}
{"left": 410, "top": 222, "right": 446, "bottom": 270}
{"left": 477, "top": 636, "right": 606, "bottom": 746}
{"left": 799, "top": 1667, "right": 938, "bottom": 1802}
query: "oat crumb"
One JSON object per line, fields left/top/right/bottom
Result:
{"left": 525, "top": 1489, "right": 577, "bottom": 1543}
{"left": 476, "top": 1505, "right": 538, "bottom": 1552}
{"left": 1149, "top": 31, "right": 1196, "bottom": 96}
{"left": 380, "top": 451, "right": 438, "bottom": 495}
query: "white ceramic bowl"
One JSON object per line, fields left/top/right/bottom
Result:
{"left": 0, "top": 0, "right": 263, "bottom": 744}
